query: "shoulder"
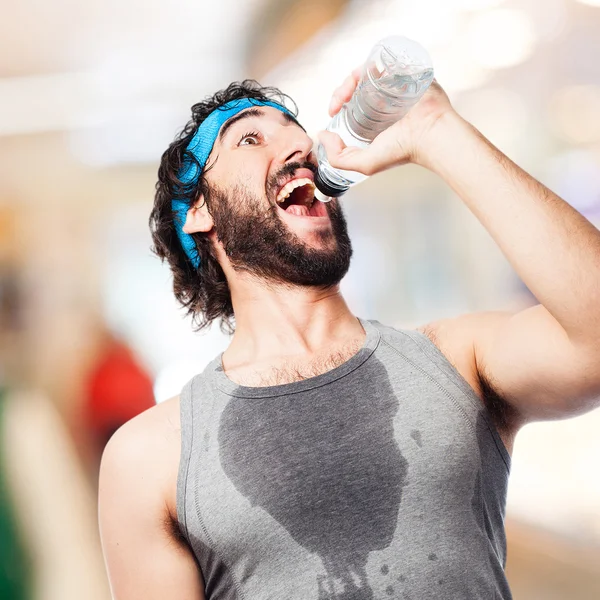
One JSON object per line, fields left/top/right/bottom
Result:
{"left": 414, "top": 312, "right": 520, "bottom": 452}
{"left": 102, "top": 395, "right": 182, "bottom": 462}
{"left": 100, "top": 395, "right": 182, "bottom": 522}
{"left": 98, "top": 395, "right": 207, "bottom": 598}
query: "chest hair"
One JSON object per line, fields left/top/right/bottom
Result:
{"left": 228, "top": 338, "right": 364, "bottom": 387}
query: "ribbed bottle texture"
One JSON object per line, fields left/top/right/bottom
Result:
{"left": 315, "top": 36, "right": 434, "bottom": 200}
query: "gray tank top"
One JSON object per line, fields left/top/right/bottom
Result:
{"left": 177, "top": 319, "right": 512, "bottom": 599}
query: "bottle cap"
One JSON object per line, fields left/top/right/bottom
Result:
{"left": 314, "top": 189, "right": 334, "bottom": 203}
{"left": 314, "top": 170, "right": 348, "bottom": 200}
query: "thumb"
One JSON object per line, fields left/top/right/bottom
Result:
{"left": 317, "top": 131, "right": 375, "bottom": 176}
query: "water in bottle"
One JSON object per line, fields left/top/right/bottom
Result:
{"left": 314, "top": 36, "right": 434, "bottom": 201}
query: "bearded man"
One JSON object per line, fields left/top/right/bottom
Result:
{"left": 98, "top": 75, "right": 600, "bottom": 600}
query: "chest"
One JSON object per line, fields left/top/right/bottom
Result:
{"left": 178, "top": 355, "right": 510, "bottom": 597}
{"left": 223, "top": 338, "right": 364, "bottom": 387}
{"left": 206, "top": 342, "right": 501, "bottom": 520}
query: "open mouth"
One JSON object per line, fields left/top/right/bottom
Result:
{"left": 275, "top": 177, "right": 327, "bottom": 218}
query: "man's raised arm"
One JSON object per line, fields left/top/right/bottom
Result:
{"left": 320, "top": 76, "right": 600, "bottom": 423}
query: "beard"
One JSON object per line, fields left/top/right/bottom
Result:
{"left": 205, "top": 162, "right": 353, "bottom": 288}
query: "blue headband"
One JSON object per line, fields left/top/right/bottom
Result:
{"left": 172, "top": 98, "right": 293, "bottom": 269}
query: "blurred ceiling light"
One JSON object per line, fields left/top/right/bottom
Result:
{"left": 0, "top": 54, "right": 231, "bottom": 142}
{"left": 576, "top": 0, "right": 600, "bottom": 6}
{"left": 467, "top": 9, "right": 536, "bottom": 69}
{"left": 0, "top": 73, "right": 101, "bottom": 135}
{"left": 549, "top": 85, "right": 600, "bottom": 144}
{"left": 68, "top": 104, "right": 184, "bottom": 167}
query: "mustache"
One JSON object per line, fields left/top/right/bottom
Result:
{"left": 267, "top": 161, "right": 317, "bottom": 197}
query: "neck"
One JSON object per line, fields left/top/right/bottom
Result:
{"left": 223, "top": 278, "right": 363, "bottom": 370}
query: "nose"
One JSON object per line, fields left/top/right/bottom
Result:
{"left": 276, "top": 127, "right": 315, "bottom": 165}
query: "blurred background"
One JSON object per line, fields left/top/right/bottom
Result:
{"left": 0, "top": 0, "right": 599, "bottom": 598}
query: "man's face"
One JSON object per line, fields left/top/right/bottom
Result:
{"left": 203, "top": 105, "right": 352, "bottom": 287}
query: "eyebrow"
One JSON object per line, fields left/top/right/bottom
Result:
{"left": 218, "top": 107, "right": 305, "bottom": 142}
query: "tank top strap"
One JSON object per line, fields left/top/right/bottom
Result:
{"left": 176, "top": 374, "right": 198, "bottom": 545}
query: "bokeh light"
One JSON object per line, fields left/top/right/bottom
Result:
{"left": 549, "top": 84, "right": 600, "bottom": 144}
{"left": 467, "top": 9, "right": 536, "bottom": 69}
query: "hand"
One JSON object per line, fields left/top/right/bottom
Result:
{"left": 318, "top": 67, "right": 456, "bottom": 176}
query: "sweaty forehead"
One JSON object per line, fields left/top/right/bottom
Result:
{"left": 217, "top": 106, "right": 304, "bottom": 143}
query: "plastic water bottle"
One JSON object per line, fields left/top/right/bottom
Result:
{"left": 314, "top": 36, "right": 434, "bottom": 201}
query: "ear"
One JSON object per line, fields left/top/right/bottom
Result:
{"left": 182, "top": 195, "right": 214, "bottom": 234}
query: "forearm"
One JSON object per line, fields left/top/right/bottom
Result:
{"left": 417, "top": 110, "right": 600, "bottom": 345}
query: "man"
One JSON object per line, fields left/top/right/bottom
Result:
{"left": 98, "top": 75, "right": 600, "bottom": 599}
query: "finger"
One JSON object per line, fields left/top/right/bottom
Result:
{"left": 318, "top": 130, "right": 374, "bottom": 175}
{"left": 328, "top": 67, "right": 362, "bottom": 117}
{"left": 318, "top": 130, "right": 347, "bottom": 157}
{"left": 329, "top": 70, "right": 360, "bottom": 115}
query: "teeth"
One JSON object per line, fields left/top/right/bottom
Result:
{"left": 276, "top": 178, "right": 315, "bottom": 205}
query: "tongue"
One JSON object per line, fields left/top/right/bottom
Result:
{"left": 285, "top": 204, "right": 310, "bottom": 217}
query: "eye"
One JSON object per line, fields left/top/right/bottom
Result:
{"left": 238, "top": 131, "right": 261, "bottom": 146}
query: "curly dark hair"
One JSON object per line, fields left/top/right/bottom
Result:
{"left": 149, "top": 80, "right": 298, "bottom": 334}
